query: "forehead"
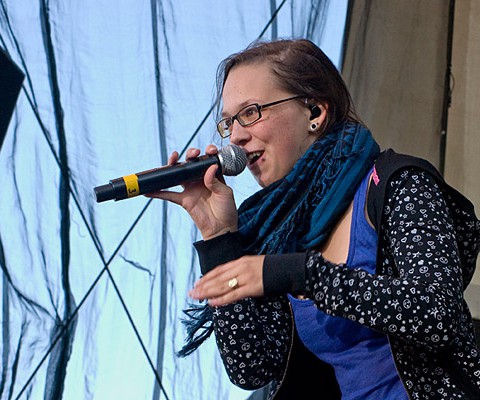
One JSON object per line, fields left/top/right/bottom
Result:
{"left": 221, "top": 63, "right": 283, "bottom": 111}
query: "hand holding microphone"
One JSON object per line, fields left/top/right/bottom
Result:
{"left": 93, "top": 144, "right": 247, "bottom": 203}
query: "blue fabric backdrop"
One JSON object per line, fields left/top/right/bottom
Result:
{"left": 0, "top": 1, "right": 347, "bottom": 399}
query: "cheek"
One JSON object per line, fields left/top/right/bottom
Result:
{"left": 258, "top": 112, "right": 312, "bottom": 174}
{"left": 269, "top": 137, "right": 305, "bottom": 175}
{"left": 270, "top": 125, "right": 310, "bottom": 162}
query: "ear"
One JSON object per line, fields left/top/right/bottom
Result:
{"left": 307, "top": 104, "right": 321, "bottom": 120}
{"left": 307, "top": 103, "right": 328, "bottom": 133}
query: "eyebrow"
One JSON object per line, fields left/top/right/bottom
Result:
{"left": 221, "top": 99, "right": 259, "bottom": 118}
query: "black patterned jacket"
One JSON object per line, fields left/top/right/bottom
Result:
{"left": 196, "top": 150, "right": 480, "bottom": 399}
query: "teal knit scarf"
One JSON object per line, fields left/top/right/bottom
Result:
{"left": 238, "top": 122, "right": 380, "bottom": 254}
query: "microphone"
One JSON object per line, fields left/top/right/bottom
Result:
{"left": 93, "top": 144, "right": 247, "bottom": 203}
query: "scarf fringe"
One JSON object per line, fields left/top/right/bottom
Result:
{"left": 177, "top": 304, "right": 214, "bottom": 357}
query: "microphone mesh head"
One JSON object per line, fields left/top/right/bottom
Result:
{"left": 218, "top": 144, "right": 247, "bottom": 176}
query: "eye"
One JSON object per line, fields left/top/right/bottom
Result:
{"left": 239, "top": 105, "right": 258, "bottom": 122}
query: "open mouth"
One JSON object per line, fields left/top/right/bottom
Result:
{"left": 247, "top": 151, "right": 263, "bottom": 166}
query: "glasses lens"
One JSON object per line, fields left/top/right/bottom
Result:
{"left": 237, "top": 104, "right": 260, "bottom": 126}
{"left": 217, "top": 119, "right": 231, "bottom": 137}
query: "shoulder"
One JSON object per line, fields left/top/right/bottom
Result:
{"left": 367, "top": 149, "right": 444, "bottom": 230}
{"left": 372, "top": 149, "right": 442, "bottom": 185}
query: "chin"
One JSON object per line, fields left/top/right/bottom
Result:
{"left": 253, "top": 175, "right": 268, "bottom": 188}
{"left": 251, "top": 166, "right": 280, "bottom": 188}
{"left": 255, "top": 175, "right": 277, "bottom": 188}
{"left": 255, "top": 179, "right": 267, "bottom": 188}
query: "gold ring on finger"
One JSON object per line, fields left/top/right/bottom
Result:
{"left": 228, "top": 277, "right": 238, "bottom": 290}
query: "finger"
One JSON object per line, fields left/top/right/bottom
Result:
{"left": 193, "top": 268, "right": 250, "bottom": 302}
{"left": 167, "top": 151, "right": 179, "bottom": 166}
{"left": 190, "top": 277, "right": 238, "bottom": 302}
{"left": 203, "top": 164, "right": 220, "bottom": 185}
{"left": 206, "top": 270, "right": 264, "bottom": 306}
{"left": 204, "top": 144, "right": 219, "bottom": 155}
{"left": 144, "top": 189, "right": 184, "bottom": 205}
{"left": 185, "top": 148, "right": 201, "bottom": 160}
{"left": 190, "top": 267, "right": 233, "bottom": 299}
{"left": 203, "top": 165, "right": 230, "bottom": 192}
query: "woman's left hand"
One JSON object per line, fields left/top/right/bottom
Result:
{"left": 189, "top": 255, "right": 265, "bottom": 307}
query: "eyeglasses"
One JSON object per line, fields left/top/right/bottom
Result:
{"left": 216, "top": 95, "right": 304, "bottom": 138}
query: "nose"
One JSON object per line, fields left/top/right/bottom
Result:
{"left": 229, "top": 120, "right": 251, "bottom": 146}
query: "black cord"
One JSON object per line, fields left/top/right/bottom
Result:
{"left": 439, "top": 0, "right": 455, "bottom": 176}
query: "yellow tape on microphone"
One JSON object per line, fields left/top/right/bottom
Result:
{"left": 123, "top": 174, "right": 140, "bottom": 197}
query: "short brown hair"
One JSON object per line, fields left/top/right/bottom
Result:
{"left": 215, "top": 39, "right": 361, "bottom": 134}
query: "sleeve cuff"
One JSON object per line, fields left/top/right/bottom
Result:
{"left": 263, "top": 253, "right": 307, "bottom": 296}
{"left": 193, "top": 231, "right": 245, "bottom": 275}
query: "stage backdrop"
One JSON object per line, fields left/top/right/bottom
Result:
{"left": 0, "top": 1, "right": 348, "bottom": 399}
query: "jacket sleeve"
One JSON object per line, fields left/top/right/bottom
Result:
{"left": 193, "top": 233, "right": 293, "bottom": 390}
{"left": 304, "top": 168, "right": 465, "bottom": 348}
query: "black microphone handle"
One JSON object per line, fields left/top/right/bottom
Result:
{"left": 94, "top": 154, "right": 219, "bottom": 202}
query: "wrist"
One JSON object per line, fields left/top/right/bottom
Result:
{"left": 202, "top": 226, "right": 238, "bottom": 241}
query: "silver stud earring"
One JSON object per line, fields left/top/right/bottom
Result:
{"left": 310, "top": 122, "right": 318, "bottom": 131}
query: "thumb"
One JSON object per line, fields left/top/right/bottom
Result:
{"left": 203, "top": 164, "right": 230, "bottom": 194}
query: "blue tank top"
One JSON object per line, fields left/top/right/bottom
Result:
{"left": 288, "top": 168, "right": 408, "bottom": 400}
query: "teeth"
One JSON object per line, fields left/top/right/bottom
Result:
{"left": 247, "top": 151, "right": 262, "bottom": 162}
